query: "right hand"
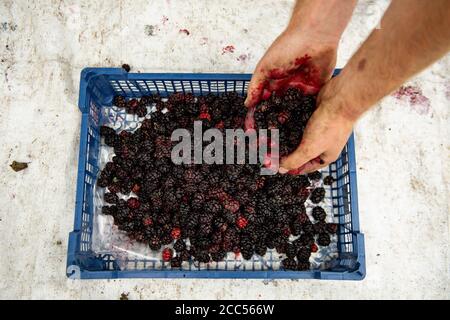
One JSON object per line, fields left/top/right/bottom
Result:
{"left": 279, "top": 77, "right": 357, "bottom": 174}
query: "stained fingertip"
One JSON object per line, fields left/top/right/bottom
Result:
{"left": 245, "top": 91, "right": 260, "bottom": 108}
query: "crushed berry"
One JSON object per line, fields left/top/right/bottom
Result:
{"left": 171, "top": 227, "right": 181, "bottom": 240}
{"left": 143, "top": 217, "right": 153, "bottom": 226}
{"left": 162, "top": 248, "right": 173, "bottom": 262}
{"left": 127, "top": 197, "right": 140, "bottom": 209}
{"left": 236, "top": 216, "right": 248, "bottom": 229}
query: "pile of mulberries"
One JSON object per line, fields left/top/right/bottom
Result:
{"left": 97, "top": 89, "right": 338, "bottom": 271}
{"left": 252, "top": 89, "right": 316, "bottom": 158}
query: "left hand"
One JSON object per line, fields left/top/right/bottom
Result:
{"left": 244, "top": 29, "right": 338, "bottom": 109}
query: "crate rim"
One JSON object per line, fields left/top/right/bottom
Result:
{"left": 68, "top": 68, "right": 365, "bottom": 281}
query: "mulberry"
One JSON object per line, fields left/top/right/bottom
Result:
{"left": 323, "top": 175, "right": 335, "bottom": 185}
{"left": 317, "top": 233, "right": 331, "bottom": 246}
{"left": 312, "top": 206, "right": 326, "bottom": 221}
{"left": 297, "top": 262, "right": 310, "bottom": 271}
{"left": 285, "top": 244, "right": 297, "bottom": 259}
{"left": 282, "top": 258, "right": 297, "bottom": 270}
{"left": 99, "top": 88, "right": 336, "bottom": 266}
{"left": 254, "top": 243, "right": 268, "bottom": 256}
{"left": 211, "top": 250, "right": 227, "bottom": 262}
{"left": 310, "top": 187, "right": 325, "bottom": 204}
{"left": 307, "top": 171, "right": 322, "bottom": 181}
{"left": 173, "top": 239, "right": 186, "bottom": 252}
{"left": 326, "top": 223, "right": 338, "bottom": 234}
{"left": 297, "top": 246, "right": 311, "bottom": 262}
{"left": 170, "top": 256, "right": 182, "bottom": 268}
{"left": 104, "top": 192, "right": 118, "bottom": 204}
{"left": 149, "top": 237, "right": 162, "bottom": 251}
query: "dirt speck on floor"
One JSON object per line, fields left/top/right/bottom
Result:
{"left": 410, "top": 176, "right": 426, "bottom": 192}
{"left": 120, "top": 292, "right": 129, "bottom": 300}
{"left": 144, "top": 25, "right": 158, "bottom": 36}
{"left": 1, "top": 22, "right": 17, "bottom": 32}
{"left": 10, "top": 161, "right": 28, "bottom": 172}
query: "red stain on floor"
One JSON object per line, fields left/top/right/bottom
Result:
{"left": 179, "top": 29, "right": 190, "bottom": 35}
{"left": 161, "top": 15, "right": 169, "bottom": 25}
{"left": 222, "top": 45, "right": 235, "bottom": 55}
{"left": 200, "top": 37, "right": 208, "bottom": 45}
{"left": 237, "top": 53, "right": 249, "bottom": 62}
{"left": 393, "top": 85, "right": 431, "bottom": 115}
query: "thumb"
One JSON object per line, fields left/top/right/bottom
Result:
{"left": 244, "top": 70, "right": 267, "bottom": 108}
{"left": 279, "top": 143, "right": 318, "bottom": 173}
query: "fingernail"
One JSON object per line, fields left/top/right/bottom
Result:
{"left": 279, "top": 167, "right": 289, "bottom": 174}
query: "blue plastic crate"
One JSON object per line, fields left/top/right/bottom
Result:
{"left": 67, "top": 68, "right": 365, "bottom": 280}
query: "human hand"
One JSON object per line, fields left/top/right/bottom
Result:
{"left": 279, "top": 78, "right": 357, "bottom": 174}
{"left": 244, "top": 29, "right": 338, "bottom": 109}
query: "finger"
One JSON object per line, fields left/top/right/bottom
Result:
{"left": 244, "top": 107, "right": 256, "bottom": 131}
{"left": 296, "top": 158, "right": 326, "bottom": 174}
{"left": 245, "top": 70, "right": 267, "bottom": 108}
{"left": 298, "top": 153, "right": 337, "bottom": 174}
{"left": 284, "top": 156, "right": 319, "bottom": 175}
{"left": 285, "top": 164, "right": 307, "bottom": 175}
{"left": 279, "top": 142, "right": 318, "bottom": 172}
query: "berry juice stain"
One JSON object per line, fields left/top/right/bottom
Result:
{"left": 222, "top": 45, "right": 235, "bottom": 54}
{"left": 393, "top": 85, "right": 431, "bottom": 115}
{"left": 265, "top": 55, "right": 321, "bottom": 97}
{"left": 179, "top": 29, "right": 190, "bottom": 35}
{"left": 237, "top": 53, "right": 249, "bottom": 62}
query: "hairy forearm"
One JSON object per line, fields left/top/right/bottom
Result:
{"left": 327, "top": 0, "right": 450, "bottom": 120}
{"left": 287, "top": 0, "right": 357, "bottom": 44}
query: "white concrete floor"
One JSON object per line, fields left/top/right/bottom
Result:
{"left": 0, "top": 0, "right": 449, "bottom": 299}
